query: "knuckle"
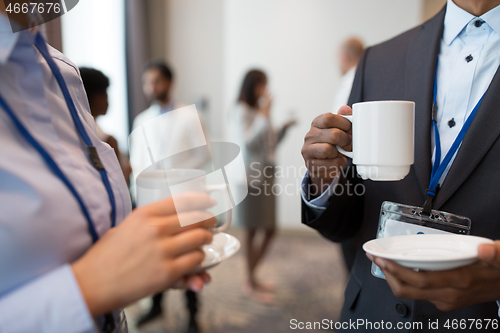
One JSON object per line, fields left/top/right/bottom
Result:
{"left": 318, "top": 144, "right": 330, "bottom": 157}
{"left": 201, "top": 229, "right": 213, "bottom": 244}
{"left": 193, "top": 249, "right": 206, "bottom": 263}
{"left": 133, "top": 207, "right": 149, "bottom": 222}
{"left": 439, "top": 303, "right": 454, "bottom": 312}
{"left": 456, "top": 275, "right": 473, "bottom": 289}
{"left": 193, "top": 228, "right": 212, "bottom": 244}
{"left": 304, "top": 130, "right": 313, "bottom": 142}
{"left": 322, "top": 112, "right": 335, "bottom": 122}
{"left": 415, "top": 279, "right": 429, "bottom": 289}
{"left": 434, "top": 302, "right": 449, "bottom": 312}
{"left": 161, "top": 262, "right": 175, "bottom": 281}
{"left": 301, "top": 144, "right": 309, "bottom": 157}
{"left": 154, "top": 241, "right": 167, "bottom": 257}
{"left": 391, "top": 284, "right": 404, "bottom": 298}
{"left": 330, "top": 129, "right": 341, "bottom": 144}
{"left": 147, "top": 224, "right": 163, "bottom": 239}
{"left": 304, "top": 127, "right": 319, "bottom": 143}
{"left": 312, "top": 114, "right": 323, "bottom": 125}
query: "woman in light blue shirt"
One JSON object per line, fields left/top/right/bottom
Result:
{"left": 0, "top": 7, "right": 214, "bottom": 333}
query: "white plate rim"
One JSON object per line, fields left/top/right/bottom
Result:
{"left": 200, "top": 232, "right": 240, "bottom": 269}
{"left": 363, "top": 234, "right": 493, "bottom": 263}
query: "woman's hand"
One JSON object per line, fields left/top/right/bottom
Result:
{"left": 284, "top": 118, "right": 298, "bottom": 129}
{"left": 71, "top": 192, "right": 217, "bottom": 316}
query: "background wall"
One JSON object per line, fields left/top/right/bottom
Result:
{"left": 161, "top": 0, "right": 433, "bottom": 229}
{"left": 423, "top": 0, "right": 447, "bottom": 21}
{"left": 59, "top": 0, "right": 446, "bottom": 229}
{"left": 61, "top": 0, "right": 128, "bottom": 149}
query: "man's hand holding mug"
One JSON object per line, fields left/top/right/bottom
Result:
{"left": 302, "top": 101, "right": 415, "bottom": 196}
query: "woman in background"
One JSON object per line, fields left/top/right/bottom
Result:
{"left": 230, "top": 70, "right": 296, "bottom": 304}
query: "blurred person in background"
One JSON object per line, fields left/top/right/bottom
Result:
{"left": 132, "top": 61, "right": 208, "bottom": 333}
{"left": 230, "top": 69, "right": 296, "bottom": 304}
{"left": 331, "top": 38, "right": 364, "bottom": 273}
{"left": 0, "top": 5, "right": 214, "bottom": 333}
{"left": 130, "top": 61, "right": 210, "bottom": 175}
{"left": 332, "top": 37, "right": 364, "bottom": 113}
{"left": 79, "top": 67, "right": 132, "bottom": 183}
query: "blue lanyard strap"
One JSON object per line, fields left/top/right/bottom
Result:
{"left": 0, "top": 34, "right": 117, "bottom": 243}
{"left": 422, "top": 71, "right": 485, "bottom": 215}
{"left": 33, "top": 33, "right": 116, "bottom": 230}
{"left": 0, "top": 94, "right": 101, "bottom": 243}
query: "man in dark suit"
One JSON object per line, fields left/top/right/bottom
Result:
{"left": 301, "top": 0, "right": 500, "bottom": 331}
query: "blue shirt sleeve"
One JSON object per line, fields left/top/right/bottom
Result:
{"left": 301, "top": 171, "right": 340, "bottom": 219}
{"left": 0, "top": 265, "right": 96, "bottom": 333}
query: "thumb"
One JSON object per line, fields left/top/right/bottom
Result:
{"left": 478, "top": 240, "right": 500, "bottom": 264}
{"left": 337, "top": 105, "right": 352, "bottom": 116}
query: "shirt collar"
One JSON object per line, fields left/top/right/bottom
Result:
{"left": 0, "top": 13, "right": 20, "bottom": 65}
{"left": 481, "top": 3, "right": 500, "bottom": 36}
{"left": 444, "top": 0, "right": 500, "bottom": 45}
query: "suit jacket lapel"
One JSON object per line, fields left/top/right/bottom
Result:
{"left": 434, "top": 65, "right": 500, "bottom": 209}
{"left": 404, "top": 7, "right": 445, "bottom": 200}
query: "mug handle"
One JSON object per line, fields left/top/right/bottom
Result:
{"left": 335, "top": 114, "right": 354, "bottom": 159}
{"left": 206, "top": 184, "right": 232, "bottom": 233}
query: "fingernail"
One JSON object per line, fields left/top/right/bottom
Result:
{"left": 375, "top": 258, "right": 386, "bottom": 269}
{"left": 190, "top": 284, "right": 202, "bottom": 292}
{"left": 209, "top": 198, "right": 217, "bottom": 206}
{"left": 479, "top": 244, "right": 495, "bottom": 261}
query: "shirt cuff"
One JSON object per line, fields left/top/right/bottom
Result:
{"left": 301, "top": 171, "right": 340, "bottom": 217}
{"left": 0, "top": 264, "right": 95, "bottom": 333}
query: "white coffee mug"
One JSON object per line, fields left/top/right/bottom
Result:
{"left": 136, "top": 169, "right": 231, "bottom": 232}
{"left": 336, "top": 100, "right": 415, "bottom": 181}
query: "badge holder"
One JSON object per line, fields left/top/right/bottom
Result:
{"left": 369, "top": 65, "right": 484, "bottom": 280}
{"left": 371, "top": 201, "right": 471, "bottom": 279}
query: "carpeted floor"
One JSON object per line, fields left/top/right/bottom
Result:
{"left": 125, "top": 228, "right": 348, "bottom": 333}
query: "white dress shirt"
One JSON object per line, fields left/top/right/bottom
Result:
{"left": 130, "top": 103, "right": 210, "bottom": 172}
{"left": 302, "top": 0, "right": 500, "bottom": 214}
{"left": 129, "top": 102, "right": 210, "bottom": 204}
{"left": 0, "top": 13, "right": 132, "bottom": 333}
{"left": 332, "top": 66, "right": 356, "bottom": 114}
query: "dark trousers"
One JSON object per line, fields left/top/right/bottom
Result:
{"left": 151, "top": 290, "right": 198, "bottom": 319}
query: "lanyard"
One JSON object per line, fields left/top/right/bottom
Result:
{"left": 0, "top": 33, "right": 116, "bottom": 243}
{"left": 422, "top": 69, "right": 486, "bottom": 215}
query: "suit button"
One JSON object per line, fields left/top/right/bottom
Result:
{"left": 396, "top": 303, "right": 408, "bottom": 317}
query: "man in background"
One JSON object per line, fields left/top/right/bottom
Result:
{"left": 332, "top": 37, "right": 364, "bottom": 113}
{"left": 132, "top": 61, "right": 206, "bottom": 333}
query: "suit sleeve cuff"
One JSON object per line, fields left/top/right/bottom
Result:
{"left": 301, "top": 171, "right": 340, "bottom": 216}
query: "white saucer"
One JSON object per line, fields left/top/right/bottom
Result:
{"left": 363, "top": 234, "right": 493, "bottom": 271}
{"left": 192, "top": 232, "right": 240, "bottom": 273}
